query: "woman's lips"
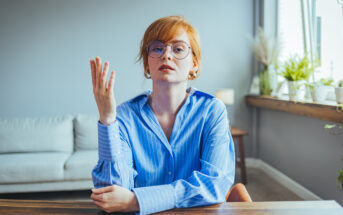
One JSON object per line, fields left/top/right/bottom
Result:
{"left": 159, "top": 68, "right": 173, "bottom": 72}
{"left": 159, "top": 64, "right": 175, "bottom": 72}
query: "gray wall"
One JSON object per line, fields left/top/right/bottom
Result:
{"left": 257, "top": 109, "right": 343, "bottom": 205}
{"left": 0, "top": 0, "right": 254, "bottom": 156}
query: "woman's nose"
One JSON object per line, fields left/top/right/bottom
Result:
{"left": 161, "top": 45, "right": 173, "bottom": 60}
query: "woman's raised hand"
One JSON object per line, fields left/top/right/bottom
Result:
{"left": 90, "top": 56, "right": 117, "bottom": 126}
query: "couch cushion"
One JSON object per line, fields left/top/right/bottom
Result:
{"left": 0, "top": 152, "right": 71, "bottom": 183}
{"left": 74, "top": 114, "right": 98, "bottom": 150}
{"left": 0, "top": 115, "right": 73, "bottom": 153}
{"left": 64, "top": 150, "right": 98, "bottom": 180}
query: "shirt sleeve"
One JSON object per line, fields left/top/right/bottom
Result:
{"left": 132, "top": 100, "right": 235, "bottom": 214}
{"left": 91, "top": 120, "right": 137, "bottom": 190}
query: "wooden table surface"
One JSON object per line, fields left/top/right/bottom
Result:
{"left": 0, "top": 199, "right": 342, "bottom": 215}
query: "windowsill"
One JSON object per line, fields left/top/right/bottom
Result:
{"left": 245, "top": 94, "right": 343, "bottom": 123}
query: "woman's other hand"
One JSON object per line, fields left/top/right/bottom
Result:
{"left": 91, "top": 185, "right": 140, "bottom": 213}
{"left": 90, "top": 56, "right": 117, "bottom": 126}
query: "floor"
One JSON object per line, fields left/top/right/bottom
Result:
{"left": 235, "top": 167, "right": 303, "bottom": 201}
{"left": 0, "top": 167, "right": 303, "bottom": 202}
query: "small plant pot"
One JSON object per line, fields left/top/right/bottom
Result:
{"left": 311, "top": 85, "right": 329, "bottom": 103}
{"left": 288, "top": 81, "right": 303, "bottom": 101}
{"left": 335, "top": 87, "right": 343, "bottom": 104}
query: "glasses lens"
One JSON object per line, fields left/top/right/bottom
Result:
{"left": 148, "top": 41, "right": 165, "bottom": 58}
{"left": 172, "top": 42, "right": 189, "bottom": 59}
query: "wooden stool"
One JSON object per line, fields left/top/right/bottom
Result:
{"left": 230, "top": 126, "right": 248, "bottom": 184}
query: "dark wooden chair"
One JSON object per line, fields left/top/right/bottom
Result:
{"left": 231, "top": 126, "right": 248, "bottom": 184}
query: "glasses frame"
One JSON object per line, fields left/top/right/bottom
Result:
{"left": 146, "top": 40, "right": 191, "bottom": 60}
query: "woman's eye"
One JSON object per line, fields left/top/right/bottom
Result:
{"left": 174, "top": 47, "right": 185, "bottom": 53}
{"left": 152, "top": 47, "right": 163, "bottom": 52}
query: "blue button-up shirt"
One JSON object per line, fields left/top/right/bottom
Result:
{"left": 92, "top": 87, "right": 235, "bottom": 214}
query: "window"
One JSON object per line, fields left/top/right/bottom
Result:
{"left": 278, "top": 0, "right": 343, "bottom": 83}
{"left": 278, "top": 0, "right": 304, "bottom": 62}
{"left": 316, "top": 0, "right": 343, "bottom": 81}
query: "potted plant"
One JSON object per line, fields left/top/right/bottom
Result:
{"left": 281, "top": 55, "right": 318, "bottom": 101}
{"left": 324, "top": 120, "right": 343, "bottom": 190}
{"left": 308, "top": 78, "right": 334, "bottom": 103}
{"left": 337, "top": 143, "right": 343, "bottom": 190}
{"left": 335, "top": 80, "right": 343, "bottom": 104}
{"left": 324, "top": 120, "right": 343, "bottom": 191}
{"left": 250, "top": 27, "right": 279, "bottom": 96}
{"left": 338, "top": 167, "right": 343, "bottom": 190}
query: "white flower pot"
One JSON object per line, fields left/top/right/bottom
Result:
{"left": 288, "top": 81, "right": 303, "bottom": 101}
{"left": 310, "top": 85, "right": 329, "bottom": 103}
{"left": 335, "top": 87, "right": 343, "bottom": 104}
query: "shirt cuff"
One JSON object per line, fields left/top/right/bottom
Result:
{"left": 97, "top": 120, "right": 121, "bottom": 161}
{"left": 133, "top": 184, "right": 175, "bottom": 215}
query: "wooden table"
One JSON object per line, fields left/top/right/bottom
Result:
{"left": 231, "top": 126, "right": 248, "bottom": 184}
{"left": 0, "top": 199, "right": 342, "bottom": 214}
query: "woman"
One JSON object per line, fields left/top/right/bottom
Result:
{"left": 90, "top": 16, "right": 235, "bottom": 214}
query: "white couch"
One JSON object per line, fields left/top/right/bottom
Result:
{"left": 0, "top": 114, "right": 99, "bottom": 193}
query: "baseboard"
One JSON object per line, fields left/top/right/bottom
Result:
{"left": 245, "top": 158, "right": 321, "bottom": 200}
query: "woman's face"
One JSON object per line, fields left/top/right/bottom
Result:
{"left": 147, "top": 29, "right": 198, "bottom": 83}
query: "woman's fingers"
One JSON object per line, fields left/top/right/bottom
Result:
{"left": 92, "top": 186, "right": 115, "bottom": 194}
{"left": 90, "top": 56, "right": 117, "bottom": 125}
{"left": 95, "top": 57, "right": 110, "bottom": 92}
{"left": 96, "top": 57, "right": 102, "bottom": 90}
{"left": 92, "top": 199, "right": 104, "bottom": 209}
{"left": 91, "top": 193, "right": 105, "bottom": 203}
{"left": 108, "top": 70, "right": 116, "bottom": 92}
{"left": 102, "top": 62, "right": 109, "bottom": 89}
{"left": 90, "top": 59, "right": 96, "bottom": 89}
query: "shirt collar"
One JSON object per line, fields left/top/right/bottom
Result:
{"left": 137, "top": 86, "right": 197, "bottom": 110}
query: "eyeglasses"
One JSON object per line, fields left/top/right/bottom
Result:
{"left": 146, "top": 40, "right": 191, "bottom": 60}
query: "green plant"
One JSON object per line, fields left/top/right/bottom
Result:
{"left": 338, "top": 80, "right": 343, "bottom": 87}
{"left": 307, "top": 78, "right": 334, "bottom": 92}
{"left": 320, "top": 78, "right": 334, "bottom": 87}
{"left": 324, "top": 106, "right": 343, "bottom": 132}
{"left": 325, "top": 123, "right": 343, "bottom": 130}
{"left": 324, "top": 106, "right": 343, "bottom": 190}
{"left": 325, "top": 125, "right": 343, "bottom": 190}
{"left": 338, "top": 169, "right": 343, "bottom": 190}
{"left": 338, "top": 104, "right": 343, "bottom": 112}
{"left": 325, "top": 122, "right": 343, "bottom": 190}
{"left": 281, "top": 55, "right": 319, "bottom": 81}
{"left": 339, "top": 149, "right": 343, "bottom": 190}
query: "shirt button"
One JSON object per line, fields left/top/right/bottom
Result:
{"left": 168, "top": 171, "right": 172, "bottom": 175}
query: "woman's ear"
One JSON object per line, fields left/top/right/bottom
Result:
{"left": 144, "top": 67, "right": 151, "bottom": 79}
{"left": 188, "top": 60, "right": 199, "bottom": 80}
{"left": 191, "top": 60, "right": 198, "bottom": 73}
